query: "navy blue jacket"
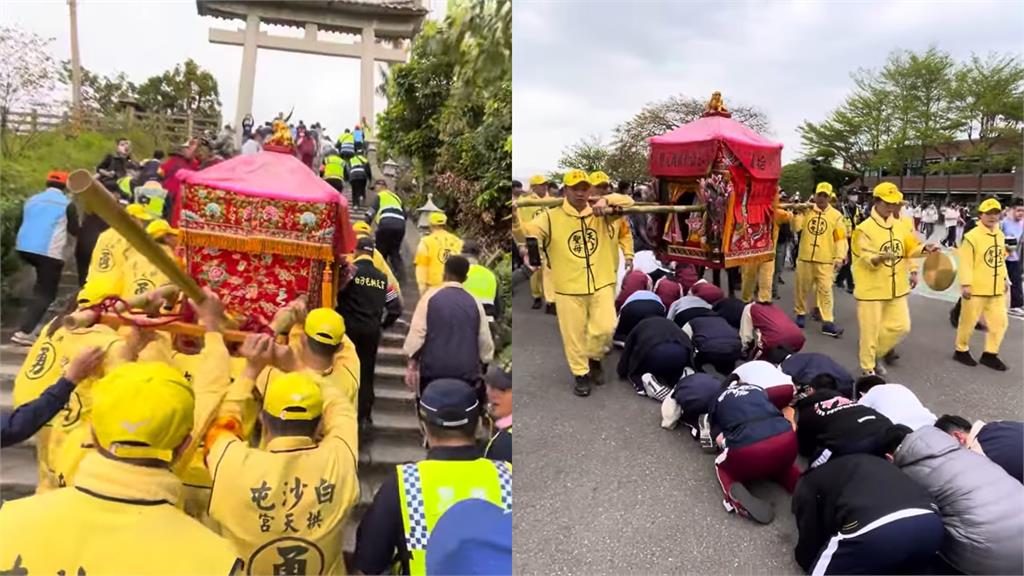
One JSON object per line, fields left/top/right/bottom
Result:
{"left": 672, "top": 373, "right": 724, "bottom": 431}
{"left": 419, "top": 286, "right": 484, "bottom": 387}
{"left": 687, "top": 315, "right": 742, "bottom": 357}
{"left": 712, "top": 297, "right": 746, "bottom": 330}
{"left": 614, "top": 298, "right": 667, "bottom": 343}
{"left": 1, "top": 377, "right": 75, "bottom": 448}
{"left": 977, "top": 421, "right": 1024, "bottom": 483}
{"left": 782, "top": 352, "right": 854, "bottom": 397}
{"left": 708, "top": 383, "right": 791, "bottom": 449}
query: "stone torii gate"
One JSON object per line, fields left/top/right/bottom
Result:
{"left": 197, "top": 0, "right": 427, "bottom": 139}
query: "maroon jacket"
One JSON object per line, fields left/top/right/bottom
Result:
{"left": 751, "top": 302, "right": 805, "bottom": 353}
{"left": 159, "top": 154, "right": 199, "bottom": 225}
{"left": 616, "top": 270, "right": 652, "bottom": 312}
{"left": 690, "top": 280, "right": 725, "bottom": 306}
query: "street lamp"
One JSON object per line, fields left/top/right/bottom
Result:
{"left": 382, "top": 158, "right": 399, "bottom": 178}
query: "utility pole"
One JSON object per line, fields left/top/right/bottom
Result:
{"left": 68, "top": 0, "right": 83, "bottom": 124}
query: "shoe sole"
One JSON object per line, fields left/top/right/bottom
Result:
{"left": 728, "top": 484, "right": 774, "bottom": 524}
{"left": 10, "top": 338, "right": 34, "bottom": 347}
{"left": 574, "top": 387, "right": 591, "bottom": 397}
{"left": 952, "top": 354, "right": 977, "bottom": 367}
{"left": 822, "top": 331, "right": 843, "bottom": 338}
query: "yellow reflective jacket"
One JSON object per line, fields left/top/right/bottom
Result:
{"left": 207, "top": 383, "right": 359, "bottom": 576}
{"left": 852, "top": 208, "right": 924, "bottom": 301}
{"left": 0, "top": 452, "right": 241, "bottom": 575}
{"left": 959, "top": 223, "right": 1007, "bottom": 297}
{"left": 794, "top": 205, "right": 847, "bottom": 263}
{"left": 515, "top": 194, "right": 635, "bottom": 296}
{"left": 415, "top": 229, "right": 463, "bottom": 293}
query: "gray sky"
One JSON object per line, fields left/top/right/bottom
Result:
{"left": 513, "top": 0, "right": 1024, "bottom": 180}
{"left": 3, "top": 0, "right": 445, "bottom": 139}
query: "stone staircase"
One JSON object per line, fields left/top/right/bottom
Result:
{"left": 0, "top": 202, "right": 425, "bottom": 556}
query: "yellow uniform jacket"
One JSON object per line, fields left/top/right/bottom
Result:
{"left": 516, "top": 194, "right": 635, "bottom": 296}
{"left": 415, "top": 229, "right": 464, "bottom": 291}
{"left": 852, "top": 208, "right": 924, "bottom": 301}
{"left": 959, "top": 223, "right": 1008, "bottom": 297}
{"left": 795, "top": 205, "right": 847, "bottom": 263}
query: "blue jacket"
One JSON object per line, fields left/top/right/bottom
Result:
{"left": 420, "top": 286, "right": 484, "bottom": 385}
{"left": 708, "top": 383, "right": 791, "bottom": 449}
{"left": 977, "top": 420, "right": 1024, "bottom": 484}
{"left": 672, "top": 373, "right": 724, "bottom": 430}
{"left": 781, "top": 352, "right": 854, "bottom": 397}
{"left": 685, "top": 315, "right": 742, "bottom": 356}
{"left": 15, "top": 188, "right": 74, "bottom": 260}
{"left": 1, "top": 377, "right": 75, "bottom": 447}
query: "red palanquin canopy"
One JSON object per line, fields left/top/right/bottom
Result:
{"left": 176, "top": 152, "right": 355, "bottom": 329}
{"left": 648, "top": 115, "right": 782, "bottom": 180}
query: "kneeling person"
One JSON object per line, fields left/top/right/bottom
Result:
{"left": 613, "top": 289, "right": 666, "bottom": 347}
{"left": 616, "top": 316, "right": 692, "bottom": 400}
{"left": 792, "top": 454, "right": 942, "bottom": 575}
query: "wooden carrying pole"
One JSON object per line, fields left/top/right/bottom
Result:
{"left": 67, "top": 170, "right": 206, "bottom": 303}
{"left": 514, "top": 196, "right": 814, "bottom": 213}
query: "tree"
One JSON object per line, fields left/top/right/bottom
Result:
{"left": 59, "top": 62, "right": 136, "bottom": 116}
{"left": 557, "top": 135, "right": 610, "bottom": 173}
{"left": 607, "top": 94, "right": 770, "bottom": 183}
{"left": 377, "top": 0, "right": 511, "bottom": 254}
{"left": 0, "top": 25, "right": 61, "bottom": 156}
{"left": 136, "top": 59, "right": 221, "bottom": 119}
{"left": 948, "top": 53, "right": 1024, "bottom": 201}
{"left": 779, "top": 162, "right": 814, "bottom": 199}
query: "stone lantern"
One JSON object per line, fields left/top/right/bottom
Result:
{"left": 382, "top": 158, "right": 399, "bottom": 179}
{"left": 416, "top": 193, "right": 443, "bottom": 229}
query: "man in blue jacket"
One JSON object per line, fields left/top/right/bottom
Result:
{"left": 12, "top": 171, "right": 79, "bottom": 346}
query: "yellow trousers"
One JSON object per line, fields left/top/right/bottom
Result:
{"left": 795, "top": 260, "right": 835, "bottom": 322}
{"left": 741, "top": 259, "right": 775, "bottom": 303}
{"left": 529, "top": 261, "right": 556, "bottom": 302}
{"left": 857, "top": 296, "right": 911, "bottom": 372}
{"left": 955, "top": 294, "right": 1007, "bottom": 354}
{"left": 554, "top": 285, "right": 616, "bottom": 376}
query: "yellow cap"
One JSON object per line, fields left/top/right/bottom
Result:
{"left": 815, "top": 182, "right": 834, "bottom": 196}
{"left": 563, "top": 169, "right": 589, "bottom": 187}
{"left": 589, "top": 171, "right": 611, "bottom": 187}
{"left": 428, "top": 212, "right": 448, "bottom": 226}
{"left": 77, "top": 277, "right": 122, "bottom": 308}
{"left": 126, "top": 203, "right": 156, "bottom": 221}
{"left": 978, "top": 198, "right": 1002, "bottom": 213}
{"left": 263, "top": 372, "right": 323, "bottom": 421}
{"left": 529, "top": 174, "right": 548, "bottom": 186}
{"left": 872, "top": 182, "right": 903, "bottom": 204}
{"left": 145, "top": 219, "right": 179, "bottom": 240}
{"left": 353, "top": 221, "right": 372, "bottom": 237}
{"left": 304, "top": 308, "right": 345, "bottom": 345}
{"left": 91, "top": 362, "right": 195, "bottom": 462}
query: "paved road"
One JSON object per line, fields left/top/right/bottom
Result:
{"left": 512, "top": 261, "right": 1024, "bottom": 575}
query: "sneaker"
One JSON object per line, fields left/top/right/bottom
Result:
{"left": 698, "top": 414, "right": 716, "bottom": 453}
{"left": 728, "top": 483, "right": 775, "bottom": 524}
{"left": 812, "top": 308, "right": 822, "bottom": 322}
{"left": 10, "top": 331, "right": 35, "bottom": 346}
{"left": 1009, "top": 307, "right": 1024, "bottom": 318}
{"left": 952, "top": 350, "right": 978, "bottom": 367}
{"left": 821, "top": 322, "right": 844, "bottom": 338}
{"left": 574, "top": 375, "right": 592, "bottom": 397}
{"left": 873, "top": 361, "right": 888, "bottom": 376}
{"left": 545, "top": 303, "right": 556, "bottom": 316}
{"left": 589, "top": 358, "right": 604, "bottom": 386}
{"left": 641, "top": 373, "right": 671, "bottom": 402}
{"left": 979, "top": 352, "right": 1007, "bottom": 371}
{"left": 861, "top": 369, "right": 876, "bottom": 377}
{"left": 531, "top": 298, "right": 542, "bottom": 310}
{"left": 846, "top": 287, "right": 854, "bottom": 294}
{"left": 794, "top": 314, "right": 806, "bottom": 329}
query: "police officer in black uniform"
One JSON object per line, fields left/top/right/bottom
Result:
{"left": 336, "top": 236, "right": 401, "bottom": 429}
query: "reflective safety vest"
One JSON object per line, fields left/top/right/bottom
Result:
{"left": 134, "top": 184, "right": 167, "bottom": 219}
{"left": 464, "top": 263, "right": 498, "bottom": 321}
{"left": 348, "top": 155, "right": 368, "bottom": 181}
{"left": 375, "top": 189, "right": 405, "bottom": 224}
{"left": 959, "top": 223, "right": 1007, "bottom": 297}
{"left": 396, "top": 459, "right": 511, "bottom": 575}
{"left": 415, "top": 230, "right": 464, "bottom": 290}
{"left": 116, "top": 176, "right": 133, "bottom": 200}
{"left": 323, "top": 154, "right": 344, "bottom": 180}
{"left": 338, "top": 133, "right": 355, "bottom": 156}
